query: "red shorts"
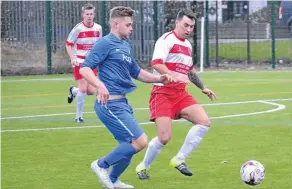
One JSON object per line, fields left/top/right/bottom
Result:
{"left": 73, "top": 65, "right": 97, "bottom": 80}
{"left": 149, "top": 86, "right": 198, "bottom": 121}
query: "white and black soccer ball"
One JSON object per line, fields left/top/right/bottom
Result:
{"left": 240, "top": 160, "right": 265, "bottom": 186}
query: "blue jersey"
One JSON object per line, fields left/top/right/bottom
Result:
{"left": 81, "top": 33, "right": 141, "bottom": 95}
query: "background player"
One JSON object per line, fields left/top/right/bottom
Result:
{"left": 136, "top": 9, "right": 216, "bottom": 180}
{"left": 79, "top": 6, "right": 177, "bottom": 189}
{"left": 65, "top": 3, "right": 102, "bottom": 123}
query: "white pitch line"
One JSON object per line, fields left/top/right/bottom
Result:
{"left": 0, "top": 108, "right": 149, "bottom": 120}
{"left": 0, "top": 78, "right": 72, "bottom": 83}
{"left": 2, "top": 98, "right": 292, "bottom": 120}
{"left": 207, "top": 100, "right": 286, "bottom": 120}
{"left": 1, "top": 78, "right": 292, "bottom": 83}
{"left": 2, "top": 71, "right": 292, "bottom": 83}
{"left": 0, "top": 100, "right": 286, "bottom": 133}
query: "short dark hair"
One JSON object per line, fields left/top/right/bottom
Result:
{"left": 109, "top": 6, "right": 134, "bottom": 20}
{"left": 82, "top": 3, "right": 95, "bottom": 12}
{"left": 176, "top": 9, "right": 196, "bottom": 21}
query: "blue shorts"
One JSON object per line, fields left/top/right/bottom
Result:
{"left": 94, "top": 98, "right": 144, "bottom": 143}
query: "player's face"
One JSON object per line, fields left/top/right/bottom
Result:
{"left": 176, "top": 16, "right": 195, "bottom": 39}
{"left": 82, "top": 9, "right": 95, "bottom": 25}
{"left": 117, "top": 17, "right": 133, "bottom": 39}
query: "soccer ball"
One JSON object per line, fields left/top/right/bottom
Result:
{"left": 240, "top": 160, "right": 265, "bottom": 185}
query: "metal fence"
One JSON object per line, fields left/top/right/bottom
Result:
{"left": 205, "top": 1, "right": 292, "bottom": 69}
{"left": 1, "top": 1, "right": 291, "bottom": 76}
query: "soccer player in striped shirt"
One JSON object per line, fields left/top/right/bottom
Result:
{"left": 65, "top": 3, "right": 102, "bottom": 123}
{"left": 136, "top": 9, "right": 217, "bottom": 179}
{"left": 79, "top": 6, "right": 177, "bottom": 189}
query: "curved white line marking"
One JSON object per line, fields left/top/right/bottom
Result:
{"left": 2, "top": 98, "right": 291, "bottom": 120}
{"left": 0, "top": 100, "right": 286, "bottom": 133}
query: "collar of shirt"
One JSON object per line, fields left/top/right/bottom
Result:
{"left": 108, "top": 33, "right": 123, "bottom": 43}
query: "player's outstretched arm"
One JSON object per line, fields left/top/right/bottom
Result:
{"left": 153, "top": 64, "right": 190, "bottom": 83}
{"left": 136, "top": 69, "right": 175, "bottom": 84}
{"left": 152, "top": 64, "right": 173, "bottom": 75}
{"left": 79, "top": 67, "right": 105, "bottom": 89}
{"left": 80, "top": 67, "right": 109, "bottom": 104}
{"left": 188, "top": 70, "right": 216, "bottom": 101}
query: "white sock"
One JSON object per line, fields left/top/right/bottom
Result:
{"left": 72, "top": 87, "right": 79, "bottom": 96}
{"left": 143, "top": 136, "right": 164, "bottom": 169}
{"left": 175, "top": 125, "right": 209, "bottom": 161}
{"left": 76, "top": 91, "right": 86, "bottom": 118}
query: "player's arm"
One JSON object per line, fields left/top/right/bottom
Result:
{"left": 188, "top": 69, "right": 216, "bottom": 101}
{"left": 80, "top": 40, "right": 109, "bottom": 104}
{"left": 151, "top": 38, "right": 188, "bottom": 83}
{"left": 79, "top": 67, "right": 105, "bottom": 89}
{"left": 152, "top": 63, "right": 172, "bottom": 75}
{"left": 151, "top": 38, "right": 172, "bottom": 75}
{"left": 65, "top": 27, "right": 79, "bottom": 66}
{"left": 187, "top": 70, "right": 205, "bottom": 90}
{"left": 136, "top": 69, "right": 174, "bottom": 84}
{"left": 129, "top": 57, "right": 174, "bottom": 84}
{"left": 65, "top": 44, "right": 76, "bottom": 64}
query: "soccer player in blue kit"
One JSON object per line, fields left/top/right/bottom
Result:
{"left": 80, "top": 6, "right": 177, "bottom": 189}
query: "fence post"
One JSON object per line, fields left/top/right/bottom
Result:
{"left": 215, "top": 0, "right": 219, "bottom": 68}
{"left": 140, "top": 3, "right": 144, "bottom": 55}
{"left": 246, "top": 2, "right": 251, "bottom": 64}
{"left": 204, "top": 0, "right": 209, "bottom": 67}
{"left": 45, "top": 1, "right": 52, "bottom": 74}
{"left": 271, "top": 1, "right": 276, "bottom": 69}
{"left": 101, "top": 1, "right": 107, "bottom": 35}
{"left": 153, "top": 1, "right": 158, "bottom": 42}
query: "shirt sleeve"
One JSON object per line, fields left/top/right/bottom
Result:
{"left": 66, "top": 25, "right": 79, "bottom": 46}
{"left": 81, "top": 39, "right": 109, "bottom": 69}
{"left": 130, "top": 58, "right": 141, "bottom": 79}
{"left": 151, "top": 37, "right": 170, "bottom": 65}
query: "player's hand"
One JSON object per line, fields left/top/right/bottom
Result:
{"left": 202, "top": 88, "right": 216, "bottom": 101}
{"left": 172, "top": 73, "right": 190, "bottom": 84}
{"left": 97, "top": 86, "right": 109, "bottom": 105}
{"left": 71, "top": 58, "right": 80, "bottom": 66}
{"left": 159, "top": 74, "right": 176, "bottom": 84}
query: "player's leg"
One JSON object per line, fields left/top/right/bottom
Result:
{"left": 68, "top": 67, "right": 97, "bottom": 103}
{"left": 136, "top": 117, "right": 172, "bottom": 180}
{"left": 68, "top": 66, "right": 81, "bottom": 104}
{"left": 75, "top": 78, "right": 87, "bottom": 123}
{"left": 171, "top": 93, "right": 210, "bottom": 176}
{"left": 109, "top": 135, "right": 147, "bottom": 189}
{"left": 136, "top": 90, "right": 173, "bottom": 180}
{"left": 142, "top": 117, "right": 173, "bottom": 167}
{"left": 71, "top": 65, "right": 87, "bottom": 123}
{"left": 176, "top": 104, "right": 210, "bottom": 160}
{"left": 92, "top": 99, "right": 147, "bottom": 188}
{"left": 67, "top": 85, "right": 79, "bottom": 103}
{"left": 86, "top": 83, "right": 96, "bottom": 95}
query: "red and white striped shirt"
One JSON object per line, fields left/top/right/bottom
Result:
{"left": 66, "top": 22, "right": 102, "bottom": 64}
{"left": 151, "top": 31, "right": 194, "bottom": 89}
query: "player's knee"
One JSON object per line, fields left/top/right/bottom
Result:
{"left": 158, "top": 134, "right": 171, "bottom": 145}
{"left": 198, "top": 119, "right": 211, "bottom": 127}
{"left": 139, "top": 138, "right": 148, "bottom": 150}
{"left": 86, "top": 89, "right": 95, "bottom": 95}
{"left": 132, "top": 134, "right": 148, "bottom": 152}
{"left": 79, "top": 88, "right": 87, "bottom": 93}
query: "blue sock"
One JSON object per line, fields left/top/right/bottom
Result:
{"left": 98, "top": 142, "right": 137, "bottom": 169}
{"left": 109, "top": 156, "right": 132, "bottom": 183}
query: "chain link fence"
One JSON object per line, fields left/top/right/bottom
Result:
{"left": 1, "top": 1, "right": 291, "bottom": 76}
